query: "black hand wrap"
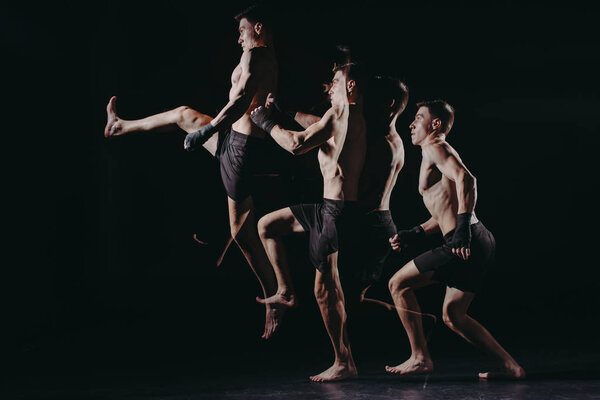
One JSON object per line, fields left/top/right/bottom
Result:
{"left": 251, "top": 106, "right": 277, "bottom": 134}
{"left": 396, "top": 225, "right": 425, "bottom": 247}
{"left": 452, "top": 213, "right": 472, "bottom": 249}
{"left": 271, "top": 97, "right": 297, "bottom": 121}
{"left": 184, "top": 123, "right": 217, "bottom": 152}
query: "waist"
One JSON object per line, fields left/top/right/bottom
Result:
{"left": 228, "top": 128, "right": 265, "bottom": 146}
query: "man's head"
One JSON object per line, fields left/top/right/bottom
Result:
{"left": 235, "top": 4, "right": 272, "bottom": 51}
{"left": 330, "top": 61, "right": 368, "bottom": 104}
{"left": 327, "top": 69, "right": 349, "bottom": 107}
{"left": 366, "top": 76, "right": 409, "bottom": 121}
{"left": 409, "top": 99, "right": 455, "bottom": 145}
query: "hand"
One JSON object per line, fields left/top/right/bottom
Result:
{"left": 389, "top": 225, "right": 425, "bottom": 252}
{"left": 184, "top": 123, "right": 216, "bottom": 152}
{"left": 389, "top": 234, "right": 403, "bottom": 252}
{"left": 250, "top": 106, "right": 277, "bottom": 134}
{"left": 451, "top": 213, "right": 472, "bottom": 260}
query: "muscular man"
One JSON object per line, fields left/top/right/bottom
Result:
{"left": 343, "top": 76, "right": 409, "bottom": 309}
{"left": 250, "top": 62, "right": 367, "bottom": 382}
{"left": 104, "top": 5, "right": 293, "bottom": 339}
{"left": 386, "top": 100, "right": 525, "bottom": 379}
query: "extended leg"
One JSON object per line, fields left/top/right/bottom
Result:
{"left": 104, "top": 96, "right": 218, "bottom": 155}
{"left": 310, "top": 253, "right": 357, "bottom": 382}
{"left": 442, "top": 287, "right": 525, "bottom": 380}
{"left": 227, "top": 196, "right": 285, "bottom": 339}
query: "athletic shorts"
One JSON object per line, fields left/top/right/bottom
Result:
{"left": 291, "top": 199, "right": 359, "bottom": 273}
{"left": 413, "top": 221, "right": 495, "bottom": 293}
{"left": 215, "top": 128, "right": 264, "bottom": 202}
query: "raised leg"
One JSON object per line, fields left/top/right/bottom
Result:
{"left": 310, "top": 253, "right": 357, "bottom": 382}
{"left": 442, "top": 287, "right": 526, "bottom": 380}
{"left": 256, "top": 207, "right": 301, "bottom": 307}
{"left": 104, "top": 96, "right": 218, "bottom": 155}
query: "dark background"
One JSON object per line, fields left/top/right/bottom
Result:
{"left": 3, "top": 0, "right": 599, "bottom": 390}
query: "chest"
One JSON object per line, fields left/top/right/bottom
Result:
{"left": 419, "top": 161, "right": 444, "bottom": 195}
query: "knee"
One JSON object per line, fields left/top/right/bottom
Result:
{"left": 257, "top": 215, "right": 272, "bottom": 240}
{"left": 388, "top": 275, "right": 410, "bottom": 296}
{"left": 175, "top": 106, "right": 191, "bottom": 124}
{"left": 442, "top": 306, "right": 466, "bottom": 330}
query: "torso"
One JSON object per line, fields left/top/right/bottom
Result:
{"left": 359, "top": 128, "right": 404, "bottom": 211}
{"left": 419, "top": 143, "right": 476, "bottom": 234}
{"left": 230, "top": 47, "right": 278, "bottom": 137}
{"left": 319, "top": 104, "right": 366, "bottom": 201}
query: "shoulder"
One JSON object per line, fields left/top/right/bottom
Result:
{"left": 422, "top": 139, "right": 452, "bottom": 161}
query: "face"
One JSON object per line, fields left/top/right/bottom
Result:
{"left": 327, "top": 70, "right": 347, "bottom": 105}
{"left": 237, "top": 18, "right": 260, "bottom": 51}
{"left": 409, "top": 106, "right": 435, "bottom": 146}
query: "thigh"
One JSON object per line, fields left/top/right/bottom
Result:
{"left": 443, "top": 286, "right": 475, "bottom": 316}
{"left": 260, "top": 207, "right": 306, "bottom": 237}
{"left": 390, "top": 260, "right": 439, "bottom": 290}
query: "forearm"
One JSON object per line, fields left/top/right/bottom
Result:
{"left": 211, "top": 93, "right": 253, "bottom": 130}
{"left": 270, "top": 125, "right": 304, "bottom": 155}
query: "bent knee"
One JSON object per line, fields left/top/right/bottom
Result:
{"left": 442, "top": 308, "right": 466, "bottom": 329}
{"left": 257, "top": 215, "right": 273, "bottom": 239}
{"left": 388, "top": 275, "right": 411, "bottom": 295}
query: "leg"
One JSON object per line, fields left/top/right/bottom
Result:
{"left": 256, "top": 208, "right": 302, "bottom": 306}
{"left": 386, "top": 261, "right": 437, "bottom": 375}
{"left": 104, "top": 96, "right": 218, "bottom": 155}
{"left": 442, "top": 287, "right": 526, "bottom": 380}
{"left": 310, "top": 253, "right": 357, "bottom": 382}
{"left": 227, "top": 196, "right": 285, "bottom": 339}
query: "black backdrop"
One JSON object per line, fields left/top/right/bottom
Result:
{"left": 4, "top": 0, "right": 599, "bottom": 380}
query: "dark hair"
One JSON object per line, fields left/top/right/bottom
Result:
{"left": 416, "top": 99, "right": 455, "bottom": 135}
{"left": 368, "top": 76, "right": 409, "bottom": 115}
{"left": 234, "top": 4, "right": 272, "bottom": 28}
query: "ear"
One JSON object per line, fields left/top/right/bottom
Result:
{"left": 254, "top": 22, "right": 263, "bottom": 35}
{"left": 347, "top": 79, "right": 356, "bottom": 93}
{"left": 389, "top": 98, "right": 396, "bottom": 109}
{"left": 432, "top": 118, "right": 442, "bottom": 131}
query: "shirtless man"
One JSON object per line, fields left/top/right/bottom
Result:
{"left": 343, "top": 76, "right": 409, "bottom": 310}
{"left": 103, "top": 5, "right": 292, "bottom": 339}
{"left": 386, "top": 100, "right": 525, "bottom": 379}
{"left": 250, "top": 62, "right": 367, "bottom": 382}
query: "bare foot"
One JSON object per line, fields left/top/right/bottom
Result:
{"left": 258, "top": 292, "right": 297, "bottom": 340}
{"left": 105, "top": 96, "right": 123, "bottom": 137}
{"left": 256, "top": 292, "right": 297, "bottom": 307}
{"left": 479, "top": 365, "right": 526, "bottom": 380}
{"left": 385, "top": 357, "right": 434, "bottom": 375}
{"left": 310, "top": 362, "right": 357, "bottom": 382}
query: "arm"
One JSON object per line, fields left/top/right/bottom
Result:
{"left": 211, "top": 49, "right": 263, "bottom": 130}
{"left": 389, "top": 217, "right": 439, "bottom": 252}
{"left": 426, "top": 143, "right": 477, "bottom": 214}
{"left": 185, "top": 50, "right": 263, "bottom": 151}
{"left": 252, "top": 106, "right": 338, "bottom": 155}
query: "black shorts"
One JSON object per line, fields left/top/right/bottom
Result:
{"left": 413, "top": 222, "right": 495, "bottom": 293}
{"left": 215, "top": 128, "right": 264, "bottom": 202}
{"left": 291, "top": 199, "right": 359, "bottom": 273}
